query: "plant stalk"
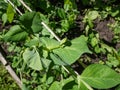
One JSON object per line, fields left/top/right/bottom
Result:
{"left": 18, "top": 0, "right": 32, "bottom": 12}
{"left": 41, "top": 22, "right": 61, "bottom": 42}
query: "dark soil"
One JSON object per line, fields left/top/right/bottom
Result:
{"left": 94, "top": 18, "right": 115, "bottom": 43}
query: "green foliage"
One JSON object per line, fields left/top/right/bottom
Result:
{"left": 0, "top": 63, "right": 19, "bottom": 90}
{"left": 0, "top": 0, "right": 120, "bottom": 90}
{"left": 3, "top": 25, "right": 28, "bottom": 41}
{"left": 23, "top": 48, "right": 43, "bottom": 70}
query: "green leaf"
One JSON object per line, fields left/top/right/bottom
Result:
{"left": 47, "top": 76, "right": 54, "bottom": 84}
{"left": 25, "top": 37, "right": 40, "bottom": 47}
{"left": 50, "top": 53, "right": 67, "bottom": 65}
{"left": 87, "top": 11, "right": 99, "bottom": 20}
{"left": 53, "top": 35, "right": 91, "bottom": 65}
{"left": 61, "top": 19, "right": 70, "bottom": 32}
{"left": 3, "top": 25, "right": 28, "bottom": 42}
{"left": 80, "top": 64, "right": 120, "bottom": 89}
{"left": 41, "top": 58, "right": 51, "bottom": 69}
{"left": 57, "top": 8, "right": 66, "bottom": 19}
{"left": 91, "top": 37, "right": 98, "bottom": 47}
{"left": 40, "top": 37, "right": 60, "bottom": 50}
{"left": 49, "top": 81, "right": 62, "bottom": 90}
{"left": 20, "top": 12, "right": 35, "bottom": 31}
{"left": 31, "top": 12, "right": 42, "bottom": 33}
{"left": 7, "top": 4, "right": 15, "bottom": 23}
{"left": 23, "top": 48, "right": 43, "bottom": 70}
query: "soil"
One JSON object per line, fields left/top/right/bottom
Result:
{"left": 94, "top": 18, "right": 115, "bottom": 43}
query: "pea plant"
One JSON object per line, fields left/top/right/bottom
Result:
{"left": 0, "top": 0, "right": 120, "bottom": 90}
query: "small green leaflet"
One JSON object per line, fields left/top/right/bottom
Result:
{"left": 52, "top": 35, "right": 91, "bottom": 65}
{"left": 2, "top": 13, "right": 7, "bottom": 26}
{"left": 7, "top": 4, "right": 15, "bottom": 23}
{"left": 23, "top": 48, "right": 43, "bottom": 70}
{"left": 87, "top": 11, "right": 99, "bottom": 20}
{"left": 80, "top": 64, "right": 120, "bottom": 89}
{"left": 3, "top": 25, "right": 28, "bottom": 42}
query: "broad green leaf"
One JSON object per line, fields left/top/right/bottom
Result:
{"left": 25, "top": 37, "right": 39, "bottom": 47}
{"left": 31, "top": 12, "right": 42, "bottom": 33}
{"left": 23, "top": 48, "right": 43, "bottom": 70}
{"left": 80, "top": 64, "right": 120, "bottom": 89}
{"left": 49, "top": 81, "right": 62, "bottom": 90}
{"left": 53, "top": 35, "right": 91, "bottom": 65}
{"left": 3, "top": 25, "right": 28, "bottom": 41}
{"left": 40, "top": 37, "right": 60, "bottom": 50}
{"left": 50, "top": 53, "right": 67, "bottom": 65}
{"left": 7, "top": 4, "right": 15, "bottom": 23}
{"left": 20, "top": 12, "right": 35, "bottom": 31}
